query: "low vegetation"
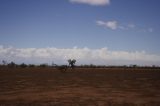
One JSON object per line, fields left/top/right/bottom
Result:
{"left": 0, "top": 60, "right": 159, "bottom": 69}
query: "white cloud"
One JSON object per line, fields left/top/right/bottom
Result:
{"left": 118, "top": 26, "right": 127, "bottom": 30}
{"left": 96, "top": 20, "right": 154, "bottom": 33}
{"left": 96, "top": 20, "right": 118, "bottom": 30}
{"left": 69, "top": 0, "right": 110, "bottom": 6}
{"left": 0, "top": 45, "right": 160, "bottom": 66}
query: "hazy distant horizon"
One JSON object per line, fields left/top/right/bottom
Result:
{"left": 0, "top": 45, "right": 160, "bottom": 66}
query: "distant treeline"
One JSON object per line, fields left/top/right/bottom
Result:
{"left": 0, "top": 60, "right": 160, "bottom": 69}
{"left": 76, "top": 64, "right": 160, "bottom": 69}
{"left": 0, "top": 60, "right": 49, "bottom": 68}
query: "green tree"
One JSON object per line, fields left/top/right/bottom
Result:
{"left": 68, "top": 59, "right": 76, "bottom": 69}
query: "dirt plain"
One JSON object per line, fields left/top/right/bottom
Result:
{"left": 0, "top": 67, "right": 160, "bottom": 106}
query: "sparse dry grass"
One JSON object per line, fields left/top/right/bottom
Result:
{"left": 0, "top": 67, "right": 160, "bottom": 105}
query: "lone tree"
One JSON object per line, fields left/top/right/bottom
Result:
{"left": 68, "top": 59, "right": 76, "bottom": 69}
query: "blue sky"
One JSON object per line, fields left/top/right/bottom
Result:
{"left": 0, "top": 0, "right": 160, "bottom": 65}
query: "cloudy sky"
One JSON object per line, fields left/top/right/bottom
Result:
{"left": 0, "top": 0, "right": 160, "bottom": 65}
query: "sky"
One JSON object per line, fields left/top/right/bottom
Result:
{"left": 0, "top": 0, "right": 160, "bottom": 65}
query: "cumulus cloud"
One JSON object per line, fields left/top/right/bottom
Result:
{"left": 69, "top": 0, "right": 110, "bottom": 6}
{"left": 96, "top": 20, "right": 118, "bottom": 30}
{"left": 0, "top": 45, "right": 160, "bottom": 66}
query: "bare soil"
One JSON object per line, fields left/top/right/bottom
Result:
{"left": 0, "top": 67, "right": 160, "bottom": 106}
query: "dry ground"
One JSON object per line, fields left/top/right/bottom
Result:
{"left": 0, "top": 67, "right": 160, "bottom": 106}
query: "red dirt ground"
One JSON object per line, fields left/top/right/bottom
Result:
{"left": 0, "top": 67, "right": 160, "bottom": 105}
